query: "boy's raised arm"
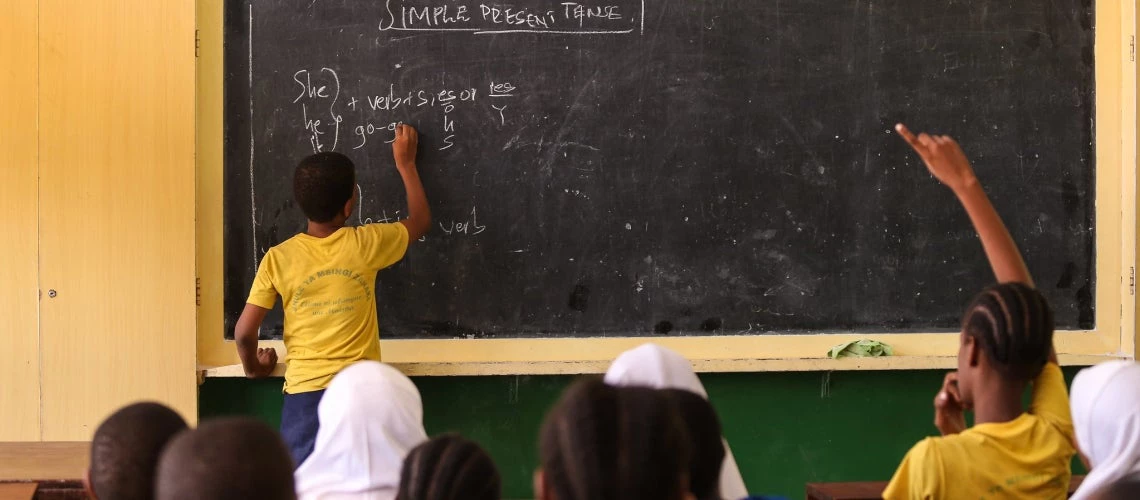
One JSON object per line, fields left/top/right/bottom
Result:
{"left": 393, "top": 124, "right": 431, "bottom": 242}
{"left": 235, "top": 303, "right": 277, "bottom": 378}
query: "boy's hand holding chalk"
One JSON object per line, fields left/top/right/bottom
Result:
{"left": 393, "top": 123, "right": 418, "bottom": 171}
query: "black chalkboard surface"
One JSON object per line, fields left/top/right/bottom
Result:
{"left": 224, "top": 0, "right": 1095, "bottom": 340}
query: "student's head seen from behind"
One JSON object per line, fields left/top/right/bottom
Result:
{"left": 662, "top": 389, "right": 726, "bottom": 500}
{"left": 536, "top": 378, "right": 694, "bottom": 500}
{"left": 156, "top": 417, "right": 295, "bottom": 500}
{"left": 294, "top": 151, "right": 357, "bottom": 224}
{"left": 86, "top": 402, "right": 188, "bottom": 500}
{"left": 956, "top": 282, "right": 1054, "bottom": 407}
{"left": 396, "top": 434, "right": 501, "bottom": 500}
{"left": 1091, "top": 479, "right": 1140, "bottom": 500}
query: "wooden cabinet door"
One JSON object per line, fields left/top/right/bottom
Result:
{"left": 38, "top": 0, "right": 197, "bottom": 439}
{"left": 0, "top": 0, "right": 42, "bottom": 441}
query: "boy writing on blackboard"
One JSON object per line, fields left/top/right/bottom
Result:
{"left": 233, "top": 124, "right": 430, "bottom": 466}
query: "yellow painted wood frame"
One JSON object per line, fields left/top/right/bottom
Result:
{"left": 197, "top": 0, "right": 1138, "bottom": 376}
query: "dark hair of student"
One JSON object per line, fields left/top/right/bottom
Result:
{"left": 396, "top": 434, "right": 502, "bottom": 500}
{"left": 662, "top": 389, "right": 725, "bottom": 500}
{"left": 961, "top": 282, "right": 1055, "bottom": 382}
{"left": 293, "top": 151, "right": 356, "bottom": 223}
{"left": 89, "top": 402, "right": 188, "bottom": 500}
{"left": 539, "top": 378, "right": 691, "bottom": 500}
{"left": 155, "top": 417, "right": 296, "bottom": 500}
{"left": 1095, "top": 478, "right": 1140, "bottom": 500}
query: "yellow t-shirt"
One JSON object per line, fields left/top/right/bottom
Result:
{"left": 247, "top": 223, "right": 409, "bottom": 394}
{"left": 883, "top": 363, "right": 1075, "bottom": 500}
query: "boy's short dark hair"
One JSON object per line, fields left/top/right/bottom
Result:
{"left": 89, "top": 402, "right": 188, "bottom": 500}
{"left": 662, "top": 389, "right": 725, "bottom": 500}
{"left": 156, "top": 417, "right": 295, "bottom": 500}
{"left": 294, "top": 152, "right": 356, "bottom": 223}
{"left": 962, "top": 282, "right": 1055, "bottom": 382}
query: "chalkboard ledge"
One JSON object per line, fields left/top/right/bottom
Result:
{"left": 202, "top": 354, "right": 1117, "bottom": 378}
{"left": 199, "top": 335, "right": 1122, "bottom": 377}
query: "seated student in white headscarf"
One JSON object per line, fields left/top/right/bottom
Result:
{"left": 295, "top": 361, "right": 429, "bottom": 500}
{"left": 1069, "top": 361, "right": 1140, "bottom": 500}
{"left": 604, "top": 343, "right": 750, "bottom": 500}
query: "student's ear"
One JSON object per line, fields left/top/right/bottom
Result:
{"left": 343, "top": 187, "right": 357, "bottom": 220}
{"left": 533, "top": 468, "right": 549, "bottom": 500}
{"left": 83, "top": 469, "right": 98, "bottom": 500}
{"left": 964, "top": 335, "right": 980, "bottom": 367}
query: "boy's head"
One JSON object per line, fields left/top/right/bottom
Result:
{"left": 662, "top": 389, "right": 725, "bottom": 500}
{"left": 86, "top": 402, "right": 188, "bottom": 500}
{"left": 396, "top": 434, "right": 502, "bottom": 500}
{"left": 156, "top": 417, "right": 296, "bottom": 500}
{"left": 957, "top": 282, "right": 1054, "bottom": 405}
{"left": 294, "top": 152, "right": 356, "bottom": 223}
{"left": 536, "top": 378, "right": 693, "bottom": 500}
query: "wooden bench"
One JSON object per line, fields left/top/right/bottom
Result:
{"left": 0, "top": 443, "right": 89, "bottom": 500}
{"left": 807, "top": 475, "right": 1086, "bottom": 500}
{"left": 0, "top": 481, "right": 87, "bottom": 500}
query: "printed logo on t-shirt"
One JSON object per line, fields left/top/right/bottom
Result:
{"left": 291, "top": 268, "right": 373, "bottom": 316}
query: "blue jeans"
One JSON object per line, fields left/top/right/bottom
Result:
{"left": 281, "top": 389, "right": 325, "bottom": 467}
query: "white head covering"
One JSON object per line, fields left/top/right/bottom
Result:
{"left": 604, "top": 343, "right": 750, "bottom": 500}
{"left": 1069, "top": 360, "right": 1140, "bottom": 500}
{"left": 295, "top": 361, "right": 428, "bottom": 500}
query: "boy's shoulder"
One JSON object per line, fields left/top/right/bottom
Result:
{"left": 265, "top": 233, "right": 310, "bottom": 254}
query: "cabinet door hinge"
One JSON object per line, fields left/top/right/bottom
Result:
{"left": 1130, "top": 267, "right": 1135, "bottom": 296}
{"left": 195, "top": 29, "right": 201, "bottom": 58}
{"left": 196, "top": 276, "right": 202, "bottom": 306}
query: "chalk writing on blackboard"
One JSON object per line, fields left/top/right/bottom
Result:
{"left": 292, "top": 67, "right": 522, "bottom": 154}
{"left": 378, "top": 0, "right": 645, "bottom": 35}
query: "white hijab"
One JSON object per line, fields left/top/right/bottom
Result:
{"left": 295, "top": 361, "right": 428, "bottom": 500}
{"left": 604, "top": 343, "right": 750, "bottom": 500}
{"left": 1070, "top": 360, "right": 1140, "bottom": 500}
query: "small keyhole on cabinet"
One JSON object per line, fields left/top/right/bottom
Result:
{"left": 48, "top": 289, "right": 57, "bottom": 298}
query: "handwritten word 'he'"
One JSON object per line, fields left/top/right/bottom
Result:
{"left": 292, "top": 68, "right": 343, "bottom": 153}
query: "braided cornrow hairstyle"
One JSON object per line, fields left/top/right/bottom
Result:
{"left": 962, "top": 282, "right": 1055, "bottom": 382}
{"left": 538, "top": 378, "right": 691, "bottom": 500}
{"left": 396, "top": 434, "right": 501, "bottom": 500}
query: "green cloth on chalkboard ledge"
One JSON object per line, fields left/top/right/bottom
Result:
{"left": 827, "top": 339, "right": 894, "bottom": 359}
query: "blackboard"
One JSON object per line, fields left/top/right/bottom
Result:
{"left": 224, "top": 0, "right": 1095, "bottom": 340}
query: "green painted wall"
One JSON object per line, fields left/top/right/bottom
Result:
{"left": 199, "top": 368, "right": 1087, "bottom": 499}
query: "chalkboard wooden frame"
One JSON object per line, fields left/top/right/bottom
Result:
{"left": 196, "top": 0, "right": 1137, "bottom": 376}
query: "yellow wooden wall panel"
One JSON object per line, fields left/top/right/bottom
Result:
{"left": 0, "top": 0, "right": 42, "bottom": 440}
{"left": 197, "top": 0, "right": 227, "bottom": 368}
{"left": 38, "top": 0, "right": 197, "bottom": 439}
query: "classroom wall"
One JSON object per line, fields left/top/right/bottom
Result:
{"left": 200, "top": 368, "right": 1089, "bottom": 499}
{"left": 0, "top": 0, "right": 198, "bottom": 440}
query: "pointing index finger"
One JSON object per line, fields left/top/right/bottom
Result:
{"left": 895, "top": 123, "right": 921, "bottom": 149}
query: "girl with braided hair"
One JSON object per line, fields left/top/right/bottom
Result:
{"left": 884, "top": 125, "right": 1075, "bottom": 500}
